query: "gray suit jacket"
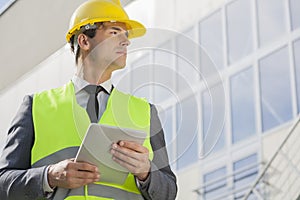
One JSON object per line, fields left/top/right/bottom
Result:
{"left": 0, "top": 95, "right": 177, "bottom": 200}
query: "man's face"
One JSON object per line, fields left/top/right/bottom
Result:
{"left": 89, "top": 22, "right": 130, "bottom": 71}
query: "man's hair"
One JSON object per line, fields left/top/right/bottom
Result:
{"left": 69, "top": 22, "right": 104, "bottom": 64}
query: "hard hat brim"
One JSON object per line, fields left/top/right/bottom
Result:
{"left": 66, "top": 18, "right": 146, "bottom": 43}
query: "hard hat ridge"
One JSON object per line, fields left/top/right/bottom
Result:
{"left": 66, "top": 0, "right": 146, "bottom": 43}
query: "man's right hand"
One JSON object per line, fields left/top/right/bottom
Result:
{"left": 47, "top": 159, "right": 100, "bottom": 189}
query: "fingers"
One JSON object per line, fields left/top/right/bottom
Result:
{"left": 73, "top": 168, "right": 100, "bottom": 180}
{"left": 111, "top": 141, "right": 149, "bottom": 165}
{"left": 111, "top": 150, "right": 150, "bottom": 181}
{"left": 111, "top": 147, "right": 138, "bottom": 167}
{"left": 75, "top": 162, "right": 99, "bottom": 173}
{"left": 112, "top": 155, "right": 140, "bottom": 174}
{"left": 118, "top": 141, "right": 149, "bottom": 153}
{"left": 48, "top": 159, "right": 100, "bottom": 189}
{"left": 110, "top": 141, "right": 150, "bottom": 181}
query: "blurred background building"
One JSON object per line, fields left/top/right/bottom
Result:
{"left": 0, "top": 0, "right": 300, "bottom": 199}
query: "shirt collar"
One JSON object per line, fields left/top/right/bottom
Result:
{"left": 72, "top": 75, "right": 112, "bottom": 94}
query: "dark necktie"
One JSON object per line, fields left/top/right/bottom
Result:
{"left": 84, "top": 85, "right": 104, "bottom": 123}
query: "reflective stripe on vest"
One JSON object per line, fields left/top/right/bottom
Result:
{"left": 65, "top": 184, "right": 144, "bottom": 200}
{"left": 32, "top": 81, "right": 153, "bottom": 199}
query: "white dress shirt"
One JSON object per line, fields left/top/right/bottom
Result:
{"left": 72, "top": 75, "right": 112, "bottom": 121}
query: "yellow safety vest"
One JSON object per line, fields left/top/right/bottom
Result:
{"left": 32, "top": 81, "right": 153, "bottom": 200}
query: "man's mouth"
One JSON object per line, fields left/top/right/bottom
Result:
{"left": 116, "top": 51, "right": 127, "bottom": 55}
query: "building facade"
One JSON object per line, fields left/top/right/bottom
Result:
{"left": 0, "top": 0, "right": 300, "bottom": 199}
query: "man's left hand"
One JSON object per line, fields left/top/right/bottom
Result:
{"left": 110, "top": 141, "right": 150, "bottom": 181}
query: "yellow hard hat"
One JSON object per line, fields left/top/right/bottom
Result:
{"left": 66, "top": 0, "right": 146, "bottom": 43}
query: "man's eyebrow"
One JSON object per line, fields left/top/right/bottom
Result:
{"left": 110, "top": 26, "right": 122, "bottom": 31}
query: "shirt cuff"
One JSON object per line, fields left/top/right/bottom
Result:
{"left": 136, "top": 172, "right": 151, "bottom": 188}
{"left": 43, "top": 166, "right": 54, "bottom": 193}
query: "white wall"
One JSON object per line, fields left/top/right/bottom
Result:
{"left": 0, "top": 0, "right": 86, "bottom": 91}
{"left": 0, "top": 46, "right": 75, "bottom": 151}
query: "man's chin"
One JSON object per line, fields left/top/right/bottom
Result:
{"left": 109, "top": 63, "right": 126, "bottom": 71}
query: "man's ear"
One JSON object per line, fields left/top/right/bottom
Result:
{"left": 77, "top": 34, "right": 90, "bottom": 51}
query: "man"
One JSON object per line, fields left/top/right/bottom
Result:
{"left": 0, "top": 0, "right": 177, "bottom": 199}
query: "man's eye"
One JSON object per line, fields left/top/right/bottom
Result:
{"left": 111, "top": 31, "right": 118, "bottom": 35}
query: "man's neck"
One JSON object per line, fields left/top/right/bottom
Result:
{"left": 76, "top": 63, "right": 113, "bottom": 85}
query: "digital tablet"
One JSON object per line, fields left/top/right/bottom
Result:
{"left": 75, "top": 123, "right": 147, "bottom": 184}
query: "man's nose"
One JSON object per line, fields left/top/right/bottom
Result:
{"left": 119, "top": 32, "right": 130, "bottom": 46}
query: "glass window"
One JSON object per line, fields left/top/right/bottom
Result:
{"left": 200, "top": 10, "right": 224, "bottom": 70}
{"left": 259, "top": 47, "right": 293, "bottom": 131}
{"left": 290, "top": 0, "right": 300, "bottom": 30}
{"left": 233, "top": 154, "right": 258, "bottom": 199}
{"left": 0, "top": 0, "right": 8, "bottom": 6}
{"left": 176, "top": 95, "right": 199, "bottom": 169}
{"left": 0, "top": 0, "right": 15, "bottom": 15}
{"left": 130, "top": 53, "right": 152, "bottom": 100}
{"left": 202, "top": 84, "right": 226, "bottom": 155}
{"left": 230, "top": 67, "right": 256, "bottom": 143}
{"left": 204, "top": 167, "right": 227, "bottom": 199}
{"left": 153, "top": 41, "right": 177, "bottom": 104}
{"left": 293, "top": 39, "right": 300, "bottom": 114}
{"left": 176, "top": 28, "right": 200, "bottom": 92}
{"left": 257, "top": 0, "right": 287, "bottom": 47}
{"left": 226, "top": 0, "right": 253, "bottom": 64}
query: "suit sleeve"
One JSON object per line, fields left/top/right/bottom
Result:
{"left": 139, "top": 104, "right": 178, "bottom": 200}
{"left": 0, "top": 95, "right": 48, "bottom": 200}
